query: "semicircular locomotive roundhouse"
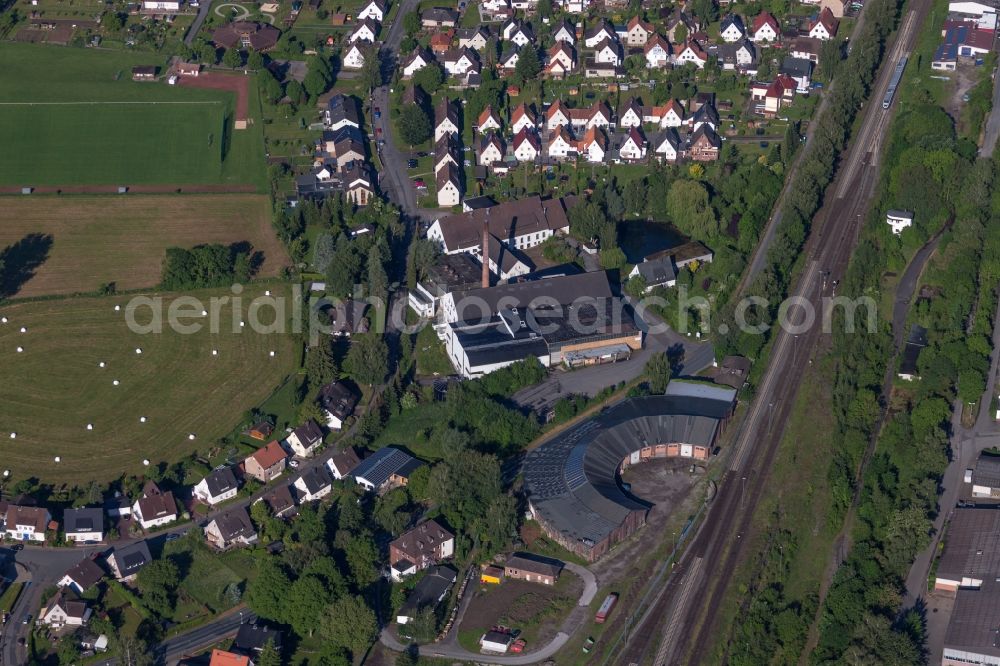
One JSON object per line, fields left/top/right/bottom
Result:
{"left": 524, "top": 386, "right": 736, "bottom": 561}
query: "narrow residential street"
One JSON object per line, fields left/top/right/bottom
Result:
{"left": 979, "top": 68, "right": 1000, "bottom": 157}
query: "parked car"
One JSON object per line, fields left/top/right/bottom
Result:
{"left": 289, "top": 459, "right": 300, "bottom": 468}
{"left": 165, "top": 533, "right": 180, "bottom": 542}
{"left": 407, "top": 159, "right": 418, "bottom": 168}
{"left": 510, "top": 639, "right": 526, "bottom": 653}
{"left": 22, "top": 614, "right": 31, "bottom": 625}
{"left": 760, "top": 141, "right": 769, "bottom": 148}
{"left": 414, "top": 179, "right": 425, "bottom": 188}
{"left": 583, "top": 637, "right": 595, "bottom": 653}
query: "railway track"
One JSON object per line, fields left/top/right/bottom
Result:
{"left": 610, "top": 1, "right": 932, "bottom": 662}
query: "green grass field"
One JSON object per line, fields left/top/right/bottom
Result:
{"left": 0, "top": 285, "right": 299, "bottom": 485}
{"left": 0, "top": 43, "right": 265, "bottom": 187}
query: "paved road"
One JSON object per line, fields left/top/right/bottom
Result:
{"left": 184, "top": 0, "right": 214, "bottom": 46}
{"left": 979, "top": 68, "right": 1000, "bottom": 157}
{"left": 891, "top": 224, "right": 948, "bottom": 348}
{"left": 379, "top": 563, "right": 596, "bottom": 663}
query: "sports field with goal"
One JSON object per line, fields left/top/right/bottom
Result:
{"left": 0, "top": 43, "right": 265, "bottom": 187}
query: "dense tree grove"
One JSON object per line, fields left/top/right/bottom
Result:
{"left": 161, "top": 243, "right": 256, "bottom": 290}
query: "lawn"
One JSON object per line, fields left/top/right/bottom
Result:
{"left": 0, "top": 284, "right": 300, "bottom": 485}
{"left": 0, "top": 194, "right": 290, "bottom": 297}
{"left": 0, "top": 43, "right": 265, "bottom": 187}
{"left": 166, "top": 537, "right": 248, "bottom": 613}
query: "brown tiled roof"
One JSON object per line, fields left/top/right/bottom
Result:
{"left": 390, "top": 519, "right": 454, "bottom": 562}
{"left": 6, "top": 505, "right": 49, "bottom": 533}
{"left": 433, "top": 196, "right": 572, "bottom": 251}
{"left": 250, "top": 440, "right": 287, "bottom": 469}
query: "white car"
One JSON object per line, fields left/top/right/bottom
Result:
{"left": 289, "top": 460, "right": 300, "bottom": 468}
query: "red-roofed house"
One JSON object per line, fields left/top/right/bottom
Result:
{"left": 675, "top": 40, "right": 708, "bottom": 68}
{"left": 808, "top": 8, "right": 839, "bottom": 40}
{"left": 244, "top": 440, "right": 288, "bottom": 483}
{"left": 751, "top": 12, "right": 780, "bottom": 42}
{"left": 512, "top": 128, "right": 541, "bottom": 162}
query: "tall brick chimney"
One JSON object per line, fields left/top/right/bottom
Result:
{"left": 481, "top": 211, "right": 491, "bottom": 289}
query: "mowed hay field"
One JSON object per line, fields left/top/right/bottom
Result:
{"left": 0, "top": 285, "right": 300, "bottom": 485}
{"left": 0, "top": 43, "right": 265, "bottom": 187}
{"left": 0, "top": 194, "right": 291, "bottom": 297}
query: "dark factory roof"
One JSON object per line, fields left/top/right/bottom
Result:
{"left": 524, "top": 392, "right": 734, "bottom": 549}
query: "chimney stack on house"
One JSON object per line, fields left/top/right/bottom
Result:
{"left": 481, "top": 211, "right": 491, "bottom": 289}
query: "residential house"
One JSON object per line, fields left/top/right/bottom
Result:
{"left": 437, "top": 163, "right": 463, "bottom": 207}
{"left": 481, "top": 234, "right": 533, "bottom": 280}
{"left": 578, "top": 126, "right": 608, "bottom": 163}
{"left": 426, "top": 195, "right": 573, "bottom": 256}
{"left": 443, "top": 47, "right": 479, "bottom": 75}
{"left": 193, "top": 467, "right": 239, "bottom": 506}
{"left": 789, "top": 37, "right": 821, "bottom": 62}
{"left": 570, "top": 100, "right": 613, "bottom": 129}
{"left": 675, "top": 40, "right": 708, "bottom": 68}
{"left": 321, "top": 296, "right": 369, "bottom": 335}
{"left": 644, "top": 34, "right": 672, "bottom": 68}
{"left": 967, "top": 453, "right": 1000, "bottom": 499}
{"left": 690, "top": 102, "right": 720, "bottom": 132}
{"left": 751, "top": 12, "right": 780, "bottom": 42}
{"left": 665, "top": 9, "right": 698, "bottom": 43}
{"left": 751, "top": 74, "right": 796, "bottom": 117}
{"left": 457, "top": 26, "right": 490, "bottom": 50}
{"left": 716, "top": 39, "right": 756, "bottom": 71}
{"left": 584, "top": 20, "right": 617, "bottom": 48}
{"left": 625, "top": 16, "right": 655, "bottom": 45}
{"left": 618, "top": 98, "right": 644, "bottom": 128}
{"left": 499, "top": 47, "right": 521, "bottom": 73}
{"left": 389, "top": 519, "right": 456, "bottom": 580}
{"left": 58, "top": 558, "right": 105, "bottom": 594}
{"left": 435, "top": 98, "right": 461, "bottom": 142}
{"left": 422, "top": 7, "right": 458, "bottom": 27}
{"left": 259, "top": 484, "right": 297, "bottom": 519}
{"left": 204, "top": 507, "right": 258, "bottom": 550}
{"left": 63, "top": 508, "right": 103, "bottom": 543}
{"left": 343, "top": 43, "right": 366, "bottom": 69}
{"left": 2, "top": 504, "right": 50, "bottom": 542}
{"left": 244, "top": 441, "right": 288, "bottom": 484}
{"left": 898, "top": 325, "right": 927, "bottom": 381}
{"left": 505, "top": 21, "right": 534, "bottom": 46}
{"left": 511, "top": 103, "right": 537, "bottom": 134}
{"left": 512, "top": 128, "right": 541, "bottom": 162}
{"left": 106, "top": 540, "right": 152, "bottom": 582}
{"left": 504, "top": 553, "right": 563, "bottom": 585}
{"left": 653, "top": 128, "right": 682, "bottom": 162}
{"left": 688, "top": 124, "right": 721, "bottom": 161}
{"left": 809, "top": 7, "right": 839, "bottom": 40}
{"left": 435, "top": 134, "right": 462, "bottom": 172}
{"left": 429, "top": 30, "right": 454, "bottom": 54}
{"left": 821, "top": 0, "right": 848, "bottom": 17}
{"left": 619, "top": 127, "right": 647, "bottom": 161}
{"left": 628, "top": 253, "right": 678, "bottom": 290}
{"left": 41, "top": 591, "right": 91, "bottom": 628}
{"left": 402, "top": 49, "right": 433, "bottom": 77}
{"left": 317, "top": 381, "right": 359, "bottom": 430}
{"left": 547, "top": 126, "right": 576, "bottom": 159}
{"left": 358, "top": 0, "right": 385, "bottom": 21}
{"left": 720, "top": 14, "right": 746, "bottom": 42}
{"left": 544, "top": 42, "right": 576, "bottom": 78}
{"left": 344, "top": 162, "right": 376, "bottom": 206}
{"left": 324, "top": 94, "right": 361, "bottom": 130}
{"left": 593, "top": 38, "right": 623, "bottom": 65}
{"left": 545, "top": 99, "right": 573, "bottom": 129}
{"left": 477, "top": 105, "right": 502, "bottom": 132}
{"left": 351, "top": 446, "right": 423, "bottom": 493}
{"left": 209, "top": 650, "right": 251, "bottom": 666}
{"left": 555, "top": 0, "right": 589, "bottom": 11}
{"left": 131, "top": 481, "right": 177, "bottom": 530}
{"left": 402, "top": 83, "right": 429, "bottom": 108}
{"left": 646, "top": 99, "right": 685, "bottom": 127}
{"left": 780, "top": 56, "right": 814, "bottom": 92}
{"left": 886, "top": 209, "right": 914, "bottom": 235}
{"left": 285, "top": 421, "right": 324, "bottom": 458}
{"left": 294, "top": 466, "right": 333, "bottom": 502}
{"left": 479, "top": 133, "right": 506, "bottom": 166}
{"left": 395, "top": 565, "right": 457, "bottom": 624}
{"left": 349, "top": 18, "right": 379, "bottom": 43}
{"left": 553, "top": 19, "right": 576, "bottom": 45}
{"left": 326, "top": 446, "right": 362, "bottom": 480}
{"left": 233, "top": 623, "right": 284, "bottom": 659}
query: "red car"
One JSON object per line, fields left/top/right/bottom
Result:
{"left": 510, "top": 639, "right": 526, "bottom": 653}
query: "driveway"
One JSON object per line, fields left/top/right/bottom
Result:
{"left": 184, "top": 0, "right": 214, "bottom": 46}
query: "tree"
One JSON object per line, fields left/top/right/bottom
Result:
{"left": 344, "top": 333, "right": 389, "bottom": 385}
{"left": 645, "top": 352, "right": 671, "bottom": 393}
{"left": 412, "top": 63, "right": 444, "bottom": 94}
{"left": 359, "top": 45, "right": 382, "bottom": 92}
{"left": 286, "top": 575, "right": 333, "bottom": 637}
{"left": 666, "top": 179, "right": 718, "bottom": 238}
{"left": 137, "top": 558, "right": 180, "bottom": 617}
{"left": 258, "top": 70, "right": 283, "bottom": 105}
{"left": 113, "top": 636, "right": 154, "bottom": 666}
{"left": 247, "top": 49, "right": 265, "bottom": 71}
{"left": 223, "top": 47, "right": 243, "bottom": 69}
{"left": 674, "top": 23, "right": 688, "bottom": 44}
{"left": 257, "top": 640, "right": 282, "bottom": 666}
{"left": 398, "top": 104, "right": 432, "bottom": 145}
{"left": 623, "top": 178, "right": 649, "bottom": 217}
{"left": 323, "top": 595, "right": 378, "bottom": 657}
{"left": 402, "top": 11, "right": 421, "bottom": 36}
{"left": 306, "top": 339, "right": 338, "bottom": 390}
{"left": 57, "top": 636, "right": 79, "bottom": 666}
{"left": 537, "top": 0, "right": 552, "bottom": 17}
{"left": 514, "top": 46, "right": 542, "bottom": 83}
{"left": 246, "top": 558, "right": 291, "bottom": 621}
{"left": 304, "top": 67, "right": 330, "bottom": 98}
{"left": 343, "top": 530, "right": 381, "bottom": 586}
{"left": 367, "top": 243, "right": 389, "bottom": 303}
{"left": 286, "top": 79, "right": 305, "bottom": 104}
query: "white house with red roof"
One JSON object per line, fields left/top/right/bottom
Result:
{"left": 644, "top": 34, "right": 672, "bottom": 68}
{"left": 808, "top": 8, "right": 839, "bottom": 40}
{"left": 619, "top": 127, "right": 648, "bottom": 161}
{"left": 751, "top": 12, "right": 780, "bottom": 42}
{"left": 511, "top": 103, "right": 537, "bottom": 134}
{"left": 675, "top": 40, "right": 708, "bottom": 68}
{"left": 512, "top": 128, "right": 541, "bottom": 162}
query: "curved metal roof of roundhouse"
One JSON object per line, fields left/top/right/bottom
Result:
{"left": 524, "top": 395, "right": 731, "bottom": 545}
